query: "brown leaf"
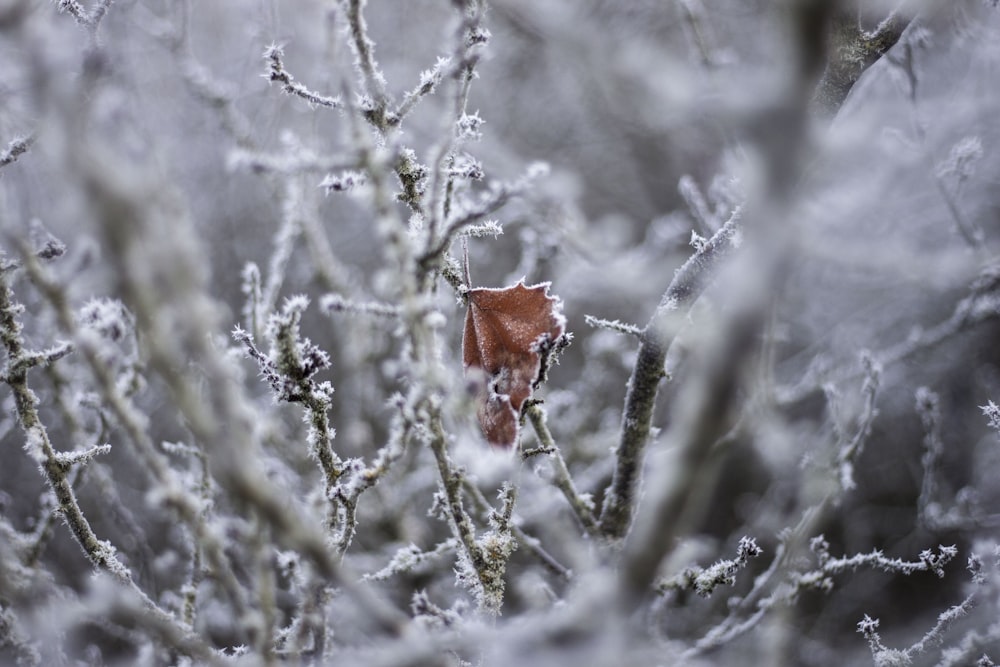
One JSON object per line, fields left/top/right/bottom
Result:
{"left": 462, "top": 280, "right": 565, "bottom": 448}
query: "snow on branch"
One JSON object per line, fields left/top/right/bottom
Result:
{"left": 584, "top": 314, "right": 643, "bottom": 338}
{"left": 56, "top": 0, "right": 114, "bottom": 32}
{"left": 600, "top": 205, "right": 743, "bottom": 540}
{"left": 320, "top": 293, "right": 402, "bottom": 318}
{"left": 0, "top": 135, "right": 34, "bottom": 170}
{"left": 858, "top": 550, "right": 991, "bottom": 666}
{"left": 263, "top": 43, "right": 345, "bottom": 110}
{"left": 658, "top": 536, "right": 763, "bottom": 598}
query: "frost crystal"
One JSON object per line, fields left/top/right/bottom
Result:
{"left": 980, "top": 400, "right": 1000, "bottom": 431}
{"left": 457, "top": 112, "right": 485, "bottom": 141}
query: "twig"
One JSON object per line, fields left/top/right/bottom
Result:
{"left": 0, "top": 135, "right": 34, "bottom": 170}
{"left": 364, "top": 540, "right": 458, "bottom": 582}
{"left": 418, "top": 163, "right": 549, "bottom": 278}
{"left": 321, "top": 293, "right": 402, "bottom": 318}
{"left": 857, "top": 553, "right": 979, "bottom": 665}
{"left": 263, "top": 44, "right": 345, "bottom": 110}
{"left": 394, "top": 56, "right": 450, "bottom": 123}
{"left": 342, "top": 0, "right": 390, "bottom": 127}
{"left": 584, "top": 315, "right": 642, "bottom": 338}
{"left": 426, "top": 411, "right": 493, "bottom": 606}
{"left": 657, "top": 536, "right": 762, "bottom": 598}
{"left": 330, "top": 426, "right": 408, "bottom": 556}
{"left": 233, "top": 300, "right": 345, "bottom": 534}
{"left": 834, "top": 352, "right": 881, "bottom": 492}
{"left": 462, "top": 473, "right": 572, "bottom": 580}
{"left": 525, "top": 404, "right": 599, "bottom": 537}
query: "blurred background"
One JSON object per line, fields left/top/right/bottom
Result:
{"left": 2, "top": 0, "right": 1000, "bottom": 665}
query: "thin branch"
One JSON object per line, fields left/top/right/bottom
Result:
{"left": 228, "top": 147, "right": 357, "bottom": 176}
{"left": 263, "top": 44, "right": 345, "bottom": 110}
{"left": 657, "top": 536, "right": 762, "bottom": 598}
{"left": 525, "top": 404, "right": 599, "bottom": 537}
{"left": 617, "top": 270, "right": 762, "bottom": 607}
{"left": 320, "top": 293, "right": 402, "bottom": 318}
{"left": 0, "top": 268, "right": 209, "bottom": 655}
{"left": 342, "top": 0, "right": 391, "bottom": 126}
{"left": 426, "top": 410, "right": 492, "bottom": 603}
{"left": 394, "top": 56, "right": 450, "bottom": 122}
{"left": 584, "top": 315, "right": 643, "bottom": 338}
{"left": 857, "top": 555, "right": 980, "bottom": 665}
{"left": 834, "top": 352, "right": 881, "bottom": 492}
{"left": 363, "top": 540, "right": 458, "bottom": 582}
{"left": 424, "top": 3, "right": 489, "bottom": 246}
{"left": 462, "top": 473, "right": 572, "bottom": 581}
{"left": 233, "top": 301, "right": 346, "bottom": 535}
{"left": 18, "top": 246, "right": 257, "bottom": 627}
{"left": 330, "top": 428, "right": 407, "bottom": 555}
{"left": 419, "top": 163, "right": 549, "bottom": 278}
{"left": 0, "top": 135, "right": 34, "bottom": 170}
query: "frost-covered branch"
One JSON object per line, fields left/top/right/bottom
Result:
{"left": 0, "top": 135, "right": 34, "bottom": 171}
{"left": 658, "top": 536, "right": 763, "bottom": 598}
{"left": 364, "top": 540, "right": 458, "bottom": 582}
{"left": 56, "top": 0, "right": 115, "bottom": 36}
{"left": 810, "top": 537, "right": 958, "bottom": 579}
{"left": 263, "top": 43, "right": 345, "bottom": 110}
{"left": 584, "top": 314, "right": 643, "bottom": 338}
{"left": 342, "top": 0, "right": 391, "bottom": 125}
{"left": 857, "top": 551, "right": 988, "bottom": 666}
{"left": 394, "top": 56, "right": 451, "bottom": 122}
{"left": 427, "top": 411, "right": 506, "bottom": 613}
{"left": 812, "top": 6, "right": 911, "bottom": 115}
{"left": 329, "top": 431, "right": 407, "bottom": 555}
{"left": 525, "top": 404, "right": 599, "bottom": 537}
{"left": 18, "top": 246, "right": 257, "bottom": 628}
{"left": 600, "top": 207, "right": 742, "bottom": 540}
{"left": 462, "top": 470, "right": 572, "bottom": 580}
{"left": 0, "top": 261, "right": 208, "bottom": 657}
{"left": 687, "top": 536, "right": 961, "bottom": 657}
{"left": 5, "top": 0, "right": 1000, "bottom": 663}
{"left": 834, "top": 352, "right": 881, "bottom": 492}
{"left": 418, "top": 162, "right": 549, "bottom": 281}
{"left": 320, "top": 293, "right": 402, "bottom": 318}
{"left": 233, "top": 299, "right": 346, "bottom": 533}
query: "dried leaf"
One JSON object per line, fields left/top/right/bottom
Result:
{"left": 463, "top": 280, "right": 565, "bottom": 448}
